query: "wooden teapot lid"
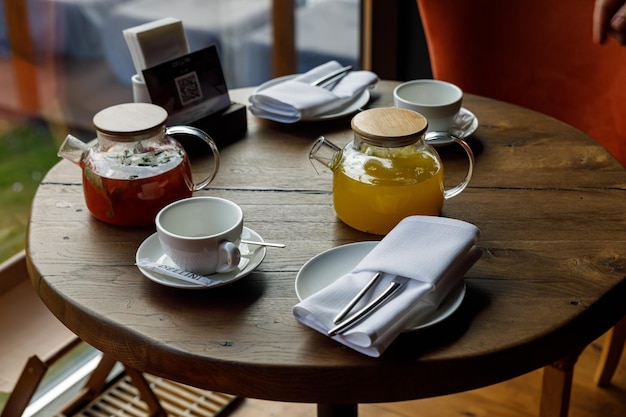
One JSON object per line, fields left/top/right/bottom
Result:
{"left": 351, "top": 107, "right": 428, "bottom": 147}
{"left": 93, "top": 103, "right": 168, "bottom": 140}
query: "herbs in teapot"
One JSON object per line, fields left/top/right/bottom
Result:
{"left": 58, "top": 103, "right": 220, "bottom": 226}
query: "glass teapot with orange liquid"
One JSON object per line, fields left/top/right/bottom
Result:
{"left": 58, "top": 103, "right": 220, "bottom": 226}
{"left": 309, "top": 107, "right": 474, "bottom": 235}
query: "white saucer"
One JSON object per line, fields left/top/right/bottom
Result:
{"left": 136, "top": 227, "right": 266, "bottom": 289}
{"left": 426, "top": 107, "right": 479, "bottom": 146}
{"left": 295, "top": 241, "right": 466, "bottom": 331}
{"left": 254, "top": 75, "right": 371, "bottom": 121}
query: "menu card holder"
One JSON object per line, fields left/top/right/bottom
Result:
{"left": 142, "top": 45, "right": 247, "bottom": 151}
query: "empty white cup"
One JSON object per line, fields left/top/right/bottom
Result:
{"left": 156, "top": 197, "right": 243, "bottom": 275}
{"left": 132, "top": 74, "right": 151, "bottom": 103}
{"left": 393, "top": 80, "right": 463, "bottom": 132}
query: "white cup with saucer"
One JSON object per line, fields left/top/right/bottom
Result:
{"left": 393, "top": 79, "right": 463, "bottom": 132}
{"left": 156, "top": 197, "right": 243, "bottom": 275}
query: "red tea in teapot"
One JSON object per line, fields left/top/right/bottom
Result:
{"left": 58, "top": 103, "right": 221, "bottom": 226}
{"left": 81, "top": 148, "right": 193, "bottom": 226}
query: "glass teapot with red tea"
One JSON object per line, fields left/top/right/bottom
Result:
{"left": 58, "top": 103, "right": 220, "bottom": 226}
{"left": 309, "top": 107, "right": 475, "bottom": 235}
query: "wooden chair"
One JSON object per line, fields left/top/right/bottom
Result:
{"left": 415, "top": 0, "right": 626, "bottom": 415}
{"left": 0, "top": 250, "right": 80, "bottom": 415}
{"left": 0, "top": 251, "right": 238, "bottom": 416}
{"left": 415, "top": 0, "right": 626, "bottom": 167}
{"left": 594, "top": 316, "right": 626, "bottom": 386}
{"left": 0, "top": 253, "right": 72, "bottom": 416}
{"left": 0, "top": 251, "right": 164, "bottom": 416}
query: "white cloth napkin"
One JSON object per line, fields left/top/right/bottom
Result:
{"left": 248, "top": 61, "right": 379, "bottom": 123}
{"left": 292, "top": 216, "right": 482, "bottom": 357}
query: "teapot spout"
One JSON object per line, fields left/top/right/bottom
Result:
{"left": 309, "top": 136, "right": 342, "bottom": 172}
{"left": 58, "top": 134, "right": 88, "bottom": 165}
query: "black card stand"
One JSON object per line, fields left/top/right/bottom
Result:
{"left": 172, "top": 102, "right": 247, "bottom": 156}
{"left": 142, "top": 45, "right": 247, "bottom": 155}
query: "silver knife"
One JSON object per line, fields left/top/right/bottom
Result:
{"left": 327, "top": 280, "right": 403, "bottom": 336}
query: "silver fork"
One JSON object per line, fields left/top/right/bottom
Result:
{"left": 333, "top": 272, "right": 382, "bottom": 324}
{"left": 327, "top": 278, "right": 403, "bottom": 336}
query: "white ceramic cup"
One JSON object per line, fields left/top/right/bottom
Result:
{"left": 156, "top": 197, "right": 243, "bottom": 275}
{"left": 393, "top": 79, "right": 463, "bottom": 132}
{"left": 132, "top": 74, "right": 151, "bottom": 103}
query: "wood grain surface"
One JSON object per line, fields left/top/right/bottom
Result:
{"left": 26, "top": 81, "right": 626, "bottom": 405}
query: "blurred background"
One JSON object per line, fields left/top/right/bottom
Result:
{"left": 0, "top": 0, "right": 431, "bottom": 263}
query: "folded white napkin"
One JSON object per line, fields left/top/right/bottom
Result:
{"left": 292, "top": 216, "right": 482, "bottom": 357}
{"left": 248, "top": 61, "right": 379, "bottom": 123}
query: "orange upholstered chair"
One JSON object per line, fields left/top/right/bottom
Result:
{"left": 416, "top": 2, "right": 626, "bottom": 416}
{"left": 416, "top": 0, "right": 626, "bottom": 167}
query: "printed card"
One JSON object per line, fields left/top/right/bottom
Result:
{"left": 143, "top": 45, "right": 231, "bottom": 125}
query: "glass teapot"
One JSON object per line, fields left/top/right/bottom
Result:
{"left": 58, "top": 103, "right": 220, "bottom": 226}
{"left": 309, "top": 107, "right": 474, "bottom": 235}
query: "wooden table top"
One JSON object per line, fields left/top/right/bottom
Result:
{"left": 26, "top": 81, "right": 626, "bottom": 405}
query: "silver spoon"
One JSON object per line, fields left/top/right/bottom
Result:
{"left": 241, "top": 239, "right": 286, "bottom": 248}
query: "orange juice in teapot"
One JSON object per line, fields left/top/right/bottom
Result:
{"left": 58, "top": 103, "right": 220, "bottom": 226}
{"left": 310, "top": 107, "right": 474, "bottom": 235}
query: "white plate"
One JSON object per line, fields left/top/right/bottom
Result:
{"left": 295, "top": 241, "right": 466, "bottom": 331}
{"left": 426, "top": 107, "right": 479, "bottom": 146}
{"left": 136, "top": 227, "right": 266, "bottom": 289}
{"left": 254, "top": 75, "right": 371, "bottom": 121}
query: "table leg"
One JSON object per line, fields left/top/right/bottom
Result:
{"left": 317, "top": 403, "right": 358, "bottom": 417}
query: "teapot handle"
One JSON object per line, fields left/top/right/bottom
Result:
{"left": 438, "top": 133, "right": 475, "bottom": 200}
{"left": 166, "top": 125, "right": 220, "bottom": 191}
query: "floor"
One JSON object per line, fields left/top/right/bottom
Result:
{"left": 226, "top": 335, "right": 626, "bottom": 417}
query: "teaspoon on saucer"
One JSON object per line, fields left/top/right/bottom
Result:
{"left": 241, "top": 239, "right": 286, "bottom": 248}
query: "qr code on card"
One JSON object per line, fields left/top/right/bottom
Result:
{"left": 175, "top": 71, "right": 203, "bottom": 106}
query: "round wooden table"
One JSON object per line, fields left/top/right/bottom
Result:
{"left": 26, "top": 81, "right": 626, "bottom": 416}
